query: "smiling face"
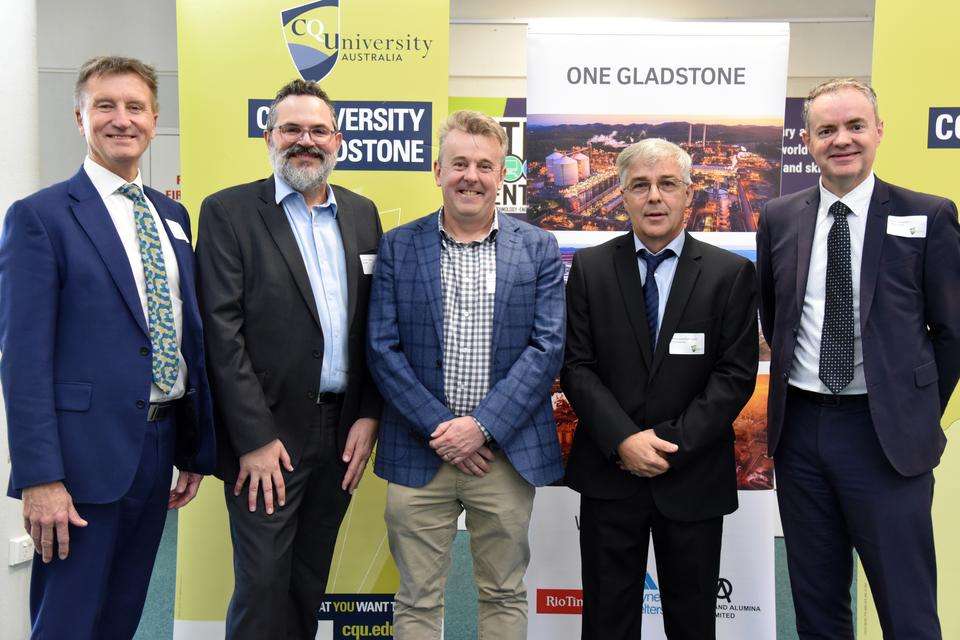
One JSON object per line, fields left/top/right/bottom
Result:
{"left": 621, "top": 157, "right": 692, "bottom": 253}
{"left": 801, "top": 87, "right": 883, "bottom": 197}
{"left": 75, "top": 72, "right": 158, "bottom": 181}
{"left": 434, "top": 128, "right": 505, "bottom": 227}
{"left": 265, "top": 94, "right": 342, "bottom": 194}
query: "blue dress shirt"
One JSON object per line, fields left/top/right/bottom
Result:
{"left": 276, "top": 175, "right": 349, "bottom": 393}
{"left": 634, "top": 231, "right": 686, "bottom": 346}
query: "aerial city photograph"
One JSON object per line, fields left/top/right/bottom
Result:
{"left": 524, "top": 115, "right": 783, "bottom": 233}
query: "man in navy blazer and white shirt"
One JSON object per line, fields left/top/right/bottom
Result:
{"left": 0, "top": 56, "right": 216, "bottom": 639}
{"left": 757, "top": 78, "right": 960, "bottom": 639}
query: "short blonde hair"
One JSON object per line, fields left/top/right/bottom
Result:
{"left": 75, "top": 56, "right": 158, "bottom": 111}
{"left": 438, "top": 110, "right": 508, "bottom": 162}
{"left": 803, "top": 78, "right": 880, "bottom": 131}
{"left": 616, "top": 138, "right": 692, "bottom": 187}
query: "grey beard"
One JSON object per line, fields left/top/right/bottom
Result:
{"left": 269, "top": 143, "right": 337, "bottom": 193}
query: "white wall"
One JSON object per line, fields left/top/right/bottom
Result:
{"left": 1, "top": 2, "right": 39, "bottom": 636}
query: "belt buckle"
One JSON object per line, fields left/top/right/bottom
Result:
{"left": 147, "top": 403, "right": 161, "bottom": 421}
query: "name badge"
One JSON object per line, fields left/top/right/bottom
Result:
{"left": 887, "top": 215, "right": 927, "bottom": 238}
{"left": 360, "top": 253, "right": 377, "bottom": 274}
{"left": 669, "top": 332, "right": 705, "bottom": 355}
{"left": 165, "top": 219, "right": 190, "bottom": 242}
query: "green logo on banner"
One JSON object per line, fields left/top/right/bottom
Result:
{"left": 504, "top": 154, "right": 523, "bottom": 183}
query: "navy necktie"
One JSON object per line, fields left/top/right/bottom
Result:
{"left": 640, "top": 248, "right": 674, "bottom": 351}
{"left": 819, "top": 200, "right": 854, "bottom": 394}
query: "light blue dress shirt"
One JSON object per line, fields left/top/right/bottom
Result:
{"left": 634, "top": 231, "right": 686, "bottom": 346}
{"left": 276, "top": 175, "right": 349, "bottom": 393}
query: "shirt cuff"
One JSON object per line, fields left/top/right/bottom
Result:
{"left": 472, "top": 416, "right": 492, "bottom": 442}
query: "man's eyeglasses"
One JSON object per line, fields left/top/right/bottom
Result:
{"left": 271, "top": 124, "right": 337, "bottom": 143}
{"left": 624, "top": 178, "right": 687, "bottom": 197}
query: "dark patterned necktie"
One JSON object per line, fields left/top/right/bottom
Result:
{"left": 639, "top": 248, "right": 674, "bottom": 351}
{"left": 819, "top": 200, "right": 854, "bottom": 394}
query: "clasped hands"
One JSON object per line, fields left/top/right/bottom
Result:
{"left": 617, "top": 429, "right": 679, "bottom": 478}
{"left": 430, "top": 416, "right": 495, "bottom": 477}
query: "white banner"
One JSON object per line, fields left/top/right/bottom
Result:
{"left": 524, "top": 19, "right": 787, "bottom": 639}
{"left": 527, "top": 20, "right": 788, "bottom": 119}
{"left": 525, "top": 488, "right": 777, "bottom": 639}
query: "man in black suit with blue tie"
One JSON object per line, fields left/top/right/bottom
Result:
{"left": 757, "top": 78, "right": 960, "bottom": 639}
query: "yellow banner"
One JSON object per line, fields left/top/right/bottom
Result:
{"left": 175, "top": 0, "right": 447, "bottom": 625}
{"left": 861, "top": 2, "right": 960, "bottom": 636}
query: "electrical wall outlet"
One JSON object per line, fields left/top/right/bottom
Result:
{"left": 8, "top": 534, "right": 34, "bottom": 566}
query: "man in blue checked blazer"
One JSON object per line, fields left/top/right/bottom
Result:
{"left": 367, "top": 110, "right": 564, "bottom": 640}
{"left": 0, "top": 57, "right": 215, "bottom": 639}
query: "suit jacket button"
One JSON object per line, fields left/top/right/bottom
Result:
{"left": 308, "top": 391, "right": 316, "bottom": 399}
{"left": 313, "top": 350, "right": 321, "bottom": 359}
{"left": 136, "top": 400, "right": 146, "bottom": 409}
{"left": 140, "top": 347, "right": 150, "bottom": 356}
{"left": 436, "top": 359, "right": 442, "bottom": 368}
{"left": 782, "top": 373, "right": 789, "bottom": 381}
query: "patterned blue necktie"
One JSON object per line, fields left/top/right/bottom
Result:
{"left": 117, "top": 183, "right": 179, "bottom": 394}
{"left": 819, "top": 200, "right": 854, "bottom": 394}
{"left": 640, "top": 248, "right": 674, "bottom": 351}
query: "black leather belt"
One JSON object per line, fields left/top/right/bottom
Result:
{"left": 788, "top": 386, "right": 868, "bottom": 407}
{"left": 316, "top": 392, "right": 345, "bottom": 405}
{"left": 147, "top": 401, "right": 176, "bottom": 422}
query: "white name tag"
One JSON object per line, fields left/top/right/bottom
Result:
{"left": 165, "top": 219, "right": 189, "bottom": 242}
{"left": 669, "top": 332, "right": 705, "bottom": 355}
{"left": 360, "top": 253, "right": 377, "bottom": 274}
{"left": 485, "top": 270, "right": 497, "bottom": 293}
{"left": 887, "top": 215, "right": 927, "bottom": 238}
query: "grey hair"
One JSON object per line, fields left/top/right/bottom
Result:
{"left": 616, "top": 138, "right": 692, "bottom": 187}
{"left": 802, "top": 78, "right": 880, "bottom": 132}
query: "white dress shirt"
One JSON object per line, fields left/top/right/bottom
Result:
{"left": 789, "top": 173, "right": 874, "bottom": 395}
{"left": 84, "top": 156, "right": 186, "bottom": 401}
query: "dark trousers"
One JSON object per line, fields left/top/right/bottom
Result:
{"left": 776, "top": 389, "right": 940, "bottom": 640}
{"left": 224, "top": 402, "right": 351, "bottom": 640}
{"left": 579, "top": 487, "right": 723, "bottom": 640}
{"left": 29, "top": 415, "right": 174, "bottom": 640}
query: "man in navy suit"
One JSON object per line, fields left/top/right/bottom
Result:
{"left": 758, "top": 78, "right": 960, "bottom": 639}
{"left": 367, "top": 110, "right": 565, "bottom": 639}
{"left": 0, "top": 56, "right": 216, "bottom": 639}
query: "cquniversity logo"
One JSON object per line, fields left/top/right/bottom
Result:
{"left": 281, "top": 1, "right": 340, "bottom": 82}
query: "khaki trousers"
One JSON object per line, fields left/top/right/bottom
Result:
{"left": 385, "top": 451, "right": 535, "bottom": 640}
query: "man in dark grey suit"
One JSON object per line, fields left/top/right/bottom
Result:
{"left": 196, "top": 79, "right": 382, "bottom": 640}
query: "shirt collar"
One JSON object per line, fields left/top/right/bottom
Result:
{"left": 634, "top": 230, "right": 686, "bottom": 258}
{"left": 438, "top": 209, "right": 499, "bottom": 245}
{"left": 274, "top": 174, "right": 338, "bottom": 217}
{"left": 818, "top": 172, "right": 875, "bottom": 218}
{"left": 84, "top": 156, "right": 144, "bottom": 200}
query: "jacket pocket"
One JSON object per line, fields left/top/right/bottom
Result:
{"left": 915, "top": 361, "right": 938, "bottom": 387}
{"left": 53, "top": 382, "right": 92, "bottom": 412}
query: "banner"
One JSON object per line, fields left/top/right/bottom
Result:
{"left": 175, "top": 2, "right": 448, "bottom": 637}
{"left": 862, "top": 2, "right": 960, "bottom": 636}
{"left": 524, "top": 19, "right": 789, "bottom": 638}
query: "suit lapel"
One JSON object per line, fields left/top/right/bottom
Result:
{"left": 795, "top": 187, "right": 820, "bottom": 318}
{"left": 859, "top": 178, "right": 889, "bottom": 327}
{"left": 256, "top": 179, "right": 322, "bottom": 330}
{"left": 612, "top": 232, "right": 653, "bottom": 368}
{"left": 413, "top": 211, "right": 445, "bottom": 345}
{"left": 333, "top": 186, "right": 360, "bottom": 329}
{"left": 147, "top": 188, "right": 197, "bottom": 309}
{"left": 649, "top": 233, "right": 702, "bottom": 379}
{"left": 68, "top": 169, "right": 149, "bottom": 336}
{"left": 491, "top": 214, "right": 521, "bottom": 350}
